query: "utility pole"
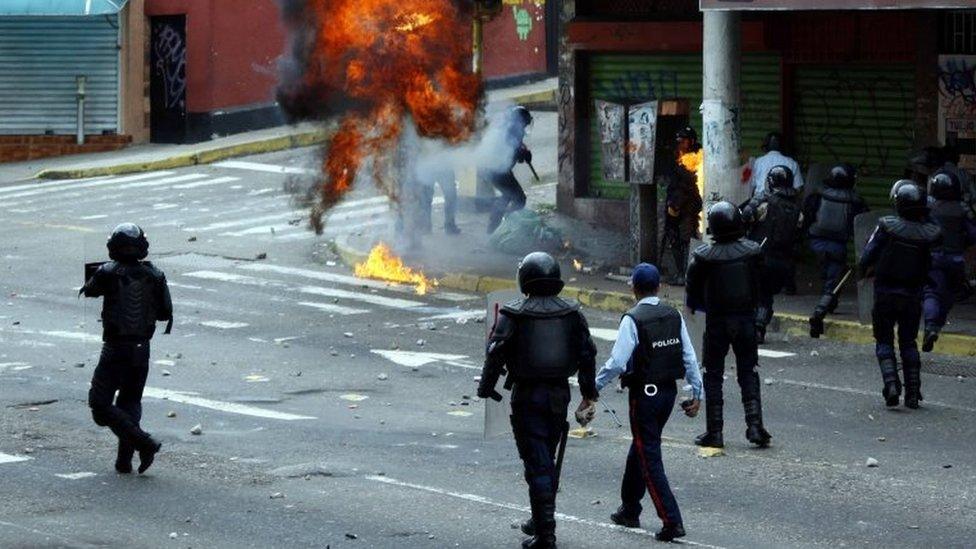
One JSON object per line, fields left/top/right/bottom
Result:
{"left": 702, "top": 11, "right": 744, "bottom": 231}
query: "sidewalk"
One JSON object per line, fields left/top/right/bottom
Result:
{"left": 333, "top": 181, "right": 976, "bottom": 360}
{"left": 0, "top": 78, "right": 558, "bottom": 183}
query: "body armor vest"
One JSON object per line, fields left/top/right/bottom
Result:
{"left": 875, "top": 217, "right": 942, "bottom": 289}
{"left": 810, "top": 188, "right": 858, "bottom": 242}
{"left": 930, "top": 200, "right": 967, "bottom": 255}
{"left": 691, "top": 239, "right": 761, "bottom": 315}
{"left": 749, "top": 193, "right": 800, "bottom": 258}
{"left": 101, "top": 262, "right": 164, "bottom": 340}
{"left": 502, "top": 296, "right": 581, "bottom": 380}
{"left": 622, "top": 303, "right": 685, "bottom": 387}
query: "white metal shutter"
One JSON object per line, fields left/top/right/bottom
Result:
{"left": 0, "top": 16, "right": 120, "bottom": 135}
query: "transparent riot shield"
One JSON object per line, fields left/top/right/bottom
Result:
{"left": 484, "top": 289, "right": 522, "bottom": 438}
{"left": 854, "top": 211, "right": 890, "bottom": 325}
{"left": 683, "top": 239, "right": 705, "bottom": 360}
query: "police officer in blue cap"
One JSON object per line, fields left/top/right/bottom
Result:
{"left": 590, "top": 263, "right": 703, "bottom": 542}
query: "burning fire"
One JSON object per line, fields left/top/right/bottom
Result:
{"left": 355, "top": 243, "right": 436, "bottom": 295}
{"left": 277, "top": 0, "right": 482, "bottom": 233}
{"left": 572, "top": 259, "right": 583, "bottom": 272}
{"left": 678, "top": 149, "right": 706, "bottom": 230}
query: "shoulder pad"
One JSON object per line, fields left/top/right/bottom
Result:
{"left": 881, "top": 217, "right": 942, "bottom": 242}
{"left": 141, "top": 261, "right": 166, "bottom": 278}
{"left": 502, "top": 296, "right": 579, "bottom": 318}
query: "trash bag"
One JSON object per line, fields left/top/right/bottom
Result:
{"left": 488, "top": 209, "right": 563, "bottom": 255}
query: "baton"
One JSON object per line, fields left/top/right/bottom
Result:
{"left": 831, "top": 268, "right": 854, "bottom": 297}
{"left": 526, "top": 160, "right": 541, "bottom": 182}
{"left": 601, "top": 400, "right": 624, "bottom": 428}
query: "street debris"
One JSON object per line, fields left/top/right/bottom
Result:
{"left": 190, "top": 424, "right": 203, "bottom": 436}
{"left": 416, "top": 339, "right": 426, "bottom": 347}
{"left": 698, "top": 447, "right": 725, "bottom": 458}
{"left": 340, "top": 393, "right": 369, "bottom": 402}
{"left": 865, "top": 457, "right": 879, "bottom": 467}
{"left": 568, "top": 427, "right": 594, "bottom": 439}
{"left": 161, "top": 370, "right": 172, "bottom": 377}
{"left": 270, "top": 492, "right": 285, "bottom": 499}
{"left": 343, "top": 332, "right": 354, "bottom": 338}
{"left": 166, "top": 411, "right": 177, "bottom": 418}
{"left": 377, "top": 373, "right": 389, "bottom": 381}
{"left": 447, "top": 410, "right": 472, "bottom": 417}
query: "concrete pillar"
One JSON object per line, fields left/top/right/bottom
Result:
{"left": 702, "top": 10, "right": 744, "bottom": 227}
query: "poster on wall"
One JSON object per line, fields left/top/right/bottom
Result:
{"left": 628, "top": 101, "right": 659, "bottom": 184}
{"left": 938, "top": 55, "right": 976, "bottom": 170}
{"left": 595, "top": 100, "right": 627, "bottom": 182}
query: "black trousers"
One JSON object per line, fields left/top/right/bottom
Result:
{"left": 88, "top": 341, "right": 152, "bottom": 451}
{"left": 702, "top": 315, "right": 761, "bottom": 408}
{"left": 510, "top": 382, "right": 569, "bottom": 511}
{"left": 488, "top": 171, "right": 527, "bottom": 230}
{"left": 757, "top": 257, "right": 791, "bottom": 329}
{"left": 620, "top": 381, "right": 682, "bottom": 527}
{"left": 872, "top": 293, "right": 922, "bottom": 371}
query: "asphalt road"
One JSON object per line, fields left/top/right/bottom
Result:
{"left": 1, "top": 147, "right": 974, "bottom": 549}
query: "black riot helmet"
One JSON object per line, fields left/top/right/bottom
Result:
{"left": 762, "top": 131, "right": 783, "bottom": 153}
{"left": 517, "top": 251, "right": 564, "bottom": 296}
{"left": 891, "top": 180, "right": 927, "bottom": 219}
{"left": 928, "top": 170, "right": 962, "bottom": 201}
{"left": 107, "top": 223, "right": 149, "bottom": 262}
{"left": 511, "top": 105, "right": 533, "bottom": 128}
{"left": 766, "top": 165, "right": 794, "bottom": 194}
{"left": 707, "top": 201, "right": 745, "bottom": 243}
{"left": 825, "top": 163, "right": 857, "bottom": 189}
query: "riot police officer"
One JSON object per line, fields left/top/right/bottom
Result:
{"left": 804, "top": 164, "right": 869, "bottom": 338}
{"left": 859, "top": 183, "right": 941, "bottom": 409}
{"left": 485, "top": 106, "right": 533, "bottom": 234}
{"left": 81, "top": 224, "right": 173, "bottom": 474}
{"left": 663, "top": 127, "right": 704, "bottom": 285}
{"left": 686, "top": 202, "right": 771, "bottom": 448}
{"left": 922, "top": 171, "right": 976, "bottom": 352}
{"left": 477, "top": 252, "right": 598, "bottom": 548}
{"left": 741, "top": 165, "right": 803, "bottom": 344}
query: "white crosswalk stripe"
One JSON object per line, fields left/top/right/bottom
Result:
{"left": 214, "top": 160, "right": 318, "bottom": 175}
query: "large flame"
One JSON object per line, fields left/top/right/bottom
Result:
{"left": 355, "top": 243, "right": 436, "bottom": 295}
{"left": 278, "top": 0, "right": 482, "bottom": 233}
{"left": 678, "top": 149, "right": 705, "bottom": 230}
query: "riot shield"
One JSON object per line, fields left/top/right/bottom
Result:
{"left": 683, "top": 239, "right": 705, "bottom": 360}
{"left": 484, "top": 289, "right": 521, "bottom": 438}
{"left": 854, "top": 211, "right": 890, "bottom": 325}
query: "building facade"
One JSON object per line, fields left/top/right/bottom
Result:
{"left": 558, "top": 0, "right": 976, "bottom": 231}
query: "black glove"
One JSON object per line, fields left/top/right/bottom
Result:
{"left": 516, "top": 145, "right": 532, "bottom": 164}
{"left": 477, "top": 385, "right": 503, "bottom": 402}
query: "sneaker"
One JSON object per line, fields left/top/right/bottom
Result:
{"left": 655, "top": 524, "right": 686, "bottom": 542}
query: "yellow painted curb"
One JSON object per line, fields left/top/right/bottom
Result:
{"left": 508, "top": 89, "right": 556, "bottom": 105}
{"left": 35, "top": 130, "right": 330, "bottom": 180}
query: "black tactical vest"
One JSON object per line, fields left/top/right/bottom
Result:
{"left": 809, "top": 188, "right": 858, "bottom": 242}
{"left": 875, "top": 216, "right": 942, "bottom": 289}
{"left": 101, "top": 262, "right": 165, "bottom": 341}
{"left": 622, "top": 302, "right": 685, "bottom": 387}
{"left": 692, "top": 239, "right": 761, "bottom": 315}
{"left": 930, "top": 200, "right": 967, "bottom": 254}
{"left": 749, "top": 193, "right": 801, "bottom": 258}
{"left": 502, "top": 296, "right": 581, "bottom": 380}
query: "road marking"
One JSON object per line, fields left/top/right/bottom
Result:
{"left": 758, "top": 349, "right": 796, "bottom": 358}
{"left": 55, "top": 472, "right": 97, "bottom": 480}
{"left": 2, "top": 329, "right": 102, "bottom": 344}
{"left": 168, "top": 282, "right": 203, "bottom": 290}
{"left": 418, "top": 310, "right": 485, "bottom": 322}
{"left": 214, "top": 160, "right": 318, "bottom": 175}
{"left": 171, "top": 176, "right": 240, "bottom": 190}
{"left": 371, "top": 349, "right": 469, "bottom": 368}
{"left": 0, "top": 362, "right": 31, "bottom": 373}
{"left": 200, "top": 320, "right": 249, "bottom": 329}
{"left": 112, "top": 173, "right": 209, "bottom": 191}
{"left": 298, "top": 286, "right": 423, "bottom": 309}
{"left": 80, "top": 214, "right": 108, "bottom": 220}
{"left": 0, "top": 453, "right": 31, "bottom": 465}
{"left": 773, "top": 378, "right": 976, "bottom": 413}
{"left": 365, "top": 476, "right": 727, "bottom": 549}
{"left": 0, "top": 175, "right": 107, "bottom": 195}
{"left": 590, "top": 328, "right": 618, "bottom": 342}
{"left": 237, "top": 263, "right": 475, "bottom": 302}
{"left": 298, "top": 301, "right": 370, "bottom": 315}
{"left": 143, "top": 387, "right": 316, "bottom": 420}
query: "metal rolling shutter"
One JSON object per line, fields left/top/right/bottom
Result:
{"left": 586, "top": 53, "right": 782, "bottom": 200}
{"left": 0, "top": 16, "right": 120, "bottom": 135}
{"left": 793, "top": 64, "right": 916, "bottom": 208}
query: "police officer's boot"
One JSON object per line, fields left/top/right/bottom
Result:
{"left": 755, "top": 307, "right": 769, "bottom": 345}
{"left": 520, "top": 518, "right": 535, "bottom": 537}
{"left": 136, "top": 434, "right": 162, "bottom": 475}
{"left": 522, "top": 498, "right": 556, "bottom": 549}
{"left": 743, "top": 400, "right": 772, "bottom": 448}
{"left": 694, "top": 402, "right": 724, "bottom": 448}
{"left": 903, "top": 362, "right": 923, "bottom": 410}
{"left": 115, "top": 440, "right": 134, "bottom": 474}
{"left": 809, "top": 293, "right": 834, "bottom": 338}
{"left": 922, "top": 325, "right": 940, "bottom": 353}
{"left": 878, "top": 358, "right": 902, "bottom": 407}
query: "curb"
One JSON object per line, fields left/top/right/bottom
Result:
{"left": 35, "top": 130, "right": 331, "bottom": 180}
{"left": 333, "top": 235, "right": 976, "bottom": 359}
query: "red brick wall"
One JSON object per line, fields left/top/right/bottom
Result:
{"left": 0, "top": 135, "right": 132, "bottom": 163}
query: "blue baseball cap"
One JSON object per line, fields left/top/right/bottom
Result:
{"left": 631, "top": 263, "right": 660, "bottom": 291}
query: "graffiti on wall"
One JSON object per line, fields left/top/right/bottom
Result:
{"left": 938, "top": 55, "right": 976, "bottom": 169}
{"left": 796, "top": 70, "right": 913, "bottom": 181}
{"left": 596, "top": 70, "right": 679, "bottom": 104}
{"left": 152, "top": 23, "right": 187, "bottom": 110}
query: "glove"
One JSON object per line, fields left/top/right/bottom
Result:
{"left": 517, "top": 145, "right": 532, "bottom": 164}
{"left": 477, "top": 383, "right": 503, "bottom": 402}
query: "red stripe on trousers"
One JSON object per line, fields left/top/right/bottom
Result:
{"left": 629, "top": 396, "right": 671, "bottom": 526}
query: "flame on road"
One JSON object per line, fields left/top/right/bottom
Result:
{"left": 355, "top": 243, "right": 436, "bottom": 295}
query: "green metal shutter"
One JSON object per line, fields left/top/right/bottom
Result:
{"left": 793, "top": 65, "right": 916, "bottom": 208}
{"left": 586, "top": 53, "right": 781, "bottom": 200}
{"left": 0, "top": 16, "right": 120, "bottom": 135}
